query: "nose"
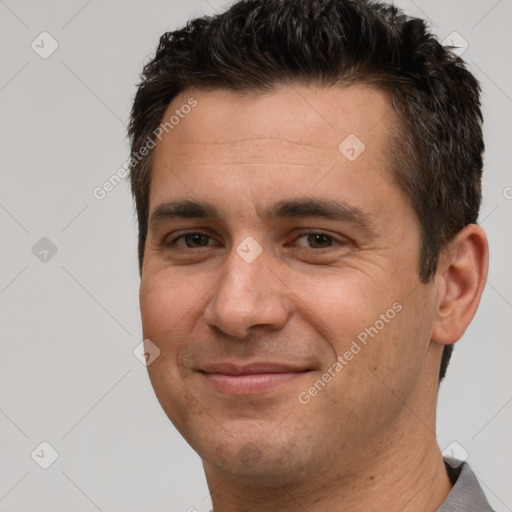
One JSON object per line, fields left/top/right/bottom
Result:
{"left": 203, "top": 244, "right": 291, "bottom": 339}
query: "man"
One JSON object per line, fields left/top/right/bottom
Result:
{"left": 128, "top": 0, "right": 493, "bottom": 510}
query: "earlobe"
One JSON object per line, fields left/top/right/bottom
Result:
{"left": 431, "top": 224, "right": 489, "bottom": 346}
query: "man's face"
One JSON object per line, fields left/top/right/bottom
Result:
{"left": 139, "top": 85, "right": 440, "bottom": 483}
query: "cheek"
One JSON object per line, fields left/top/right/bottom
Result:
{"left": 358, "top": 292, "right": 436, "bottom": 398}
{"left": 299, "top": 271, "right": 432, "bottom": 395}
{"left": 140, "top": 277, "right": 200, "bottom": 430}
{"left": 139, "top": 274, "right": 199, "bottom": 356}
{"left": 289, "top": 269, "right": 394, "bottom": 353}
{"left": 305, "top": 299, "right": 433, "bottom": 443}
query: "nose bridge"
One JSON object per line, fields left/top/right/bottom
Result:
{"left": 215, "top": 246, "right": 270, "bottom": 317}
{"left": 203, "top": 243, "right": 288, "bottom": 338}
{"left": 220, "top": 255, "right": 262, "bottom": 311}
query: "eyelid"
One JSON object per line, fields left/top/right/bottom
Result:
{"left": 292, "top": 230, "right": 349, "bottom": 249}
{"left": 165, "top": 230, "right": 220, "bottom": 247}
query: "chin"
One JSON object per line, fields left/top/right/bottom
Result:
{"left": 196, "top": 427, "right": 316, "bottom": 487}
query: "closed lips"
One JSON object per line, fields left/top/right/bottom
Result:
{"left": 200, "top": 363, "right": 311, "bottom": 394}
{"left": 200, "top": 362, "right": 311, "bottom": 375}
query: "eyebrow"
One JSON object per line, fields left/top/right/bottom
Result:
{"left": 149, "top": 198, "right": 376, "bottom": 234}
{"left": 264, "top": 198, "right": 375, "bottom": 232}
{"left": 149, "top": 199, "right": 217, "bottom": 227}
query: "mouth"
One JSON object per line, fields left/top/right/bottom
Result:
{"left": 199, "top": 362, "right": 312, "bottom": 394}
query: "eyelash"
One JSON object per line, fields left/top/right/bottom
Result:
{"left": 166, "top": 231, "right": 347, "bottom": 251}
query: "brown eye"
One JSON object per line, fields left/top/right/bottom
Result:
{"left": 181, "top": 233, "right": 211, "bottom": 247}
{"left": 306, "top": 233, "right": 333, "bottom": 249}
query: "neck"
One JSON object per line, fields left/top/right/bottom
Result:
{"left": 204, "top": 401, "right": 452, "bottom": 512}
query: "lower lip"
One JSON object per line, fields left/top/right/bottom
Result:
{"left": 202, "top": 372, "right": 308, "bottom": 394}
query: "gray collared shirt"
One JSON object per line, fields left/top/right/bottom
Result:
{"left": 437, "top": 459, "right": 495, "bottom": 511}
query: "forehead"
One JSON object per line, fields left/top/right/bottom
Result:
{"left": 149, "top": 84, "right": 401, "bottom": 217}
{"left": 156, "top": 84, "right": 393, "bottom": 153}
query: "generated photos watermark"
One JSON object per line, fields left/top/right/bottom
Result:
{"left": 92, "top": 97, "right": 198, "bottom": 200}
{"left": 298, "top": 301, "right": 403, "bottom": 404}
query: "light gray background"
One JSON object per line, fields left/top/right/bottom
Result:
{"left": 0, "top": 0, "right": 510, "bottom": 511}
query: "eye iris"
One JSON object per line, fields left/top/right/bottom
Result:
{"left": 307, "top": 234, "right": 331, "bottom": 248}
{"left": 185, "top": 234, "right": 209, "bottom": 247}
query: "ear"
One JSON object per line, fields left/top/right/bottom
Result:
{"left": 431, "top": 224, "right": 489, "bottom": 346}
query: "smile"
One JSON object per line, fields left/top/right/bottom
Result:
{"left": 200, "top": 363, "right": 311, "bottom": 394}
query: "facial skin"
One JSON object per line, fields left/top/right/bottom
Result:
{"left": 139, "top": 85, "right": 488, "bottom": 511}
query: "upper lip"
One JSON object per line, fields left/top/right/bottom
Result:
{"left": 200, "top": 362, "right": 311, "bottom": 375}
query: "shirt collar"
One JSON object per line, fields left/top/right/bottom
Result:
{"left": 436, "top": 459, "right": 495, "bottom": 512}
